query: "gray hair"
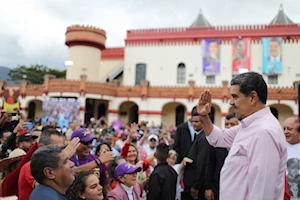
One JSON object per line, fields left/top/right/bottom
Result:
{"left": 30, "top": 145, "right": 64, "bottom": 184}
{"left": 38, "top": 128, "right": 63, "bottom": 145}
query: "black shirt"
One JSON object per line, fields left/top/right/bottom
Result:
{"left": 147, "top": 161, "right": 178, "bottom": 200}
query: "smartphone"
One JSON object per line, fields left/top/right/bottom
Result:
{"left": 24, "top": 122, "right": 34, "bottom": 130}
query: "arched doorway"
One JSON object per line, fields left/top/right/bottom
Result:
{"left": 98, "top": 103, "right": 107, "bottom": 118}
{"left": 85, "top": 99, "right": 108, "bottom": 124}
{"left": 119, "top": 102, "right": 139, "bottom": 125}
{"left": 28, "top": 102, "right": 36, "bottom": 119}
{"left": 209, "top": 107, "right": 216, "bottom": 123}
{"left": 175, "top": 105, "right": 185, "bottom": 126}
{"left": 27, "top": 100, "right": 43, "bottom": 120}
{"left": 269, "top": 104, "right": 293, "bottom": 125}
{"left": 210, "top": 104, "right": 221, "bottom": 127}
{"left": 162, "top": 102, "right": 187, "bottom": 127}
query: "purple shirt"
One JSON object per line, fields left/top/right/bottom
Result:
{"left": 70, "top": 153, "right": 110, "bottom": 186}
{"left": 207, "top": 107, "right": 287, "bottom": 200}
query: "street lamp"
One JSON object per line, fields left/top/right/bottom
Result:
{"left": 64, "top": 60, "right": 74, "bottom": 67}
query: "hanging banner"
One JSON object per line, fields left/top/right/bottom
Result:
{"left": 232, "top": 38, "right": 251, "bottom": 74}
{"left": 202, "top": 39, "right": 221, "bottom": 74}
{"left": 3, "top": 88, "right": 20, "bottom": 113}
{"left": 262, "top": 37, "right": 282, "bottom": 75}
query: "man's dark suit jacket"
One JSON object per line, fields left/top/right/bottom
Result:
{"left": 204, "top": 146, "right": 228, "bottom": 200}
{"left": 183, "top": 131, "right": 211, "bottom": 200}
{"left": 173, "top": 121, "right": 193, "bottom": 163}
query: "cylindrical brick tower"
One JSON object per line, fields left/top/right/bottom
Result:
{"left": 65, "top": 25, "right": 106, "bottom": 81}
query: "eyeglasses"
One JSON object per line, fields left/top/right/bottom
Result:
{"left": 81, "top": 141, "right": 93, "bottom": 146}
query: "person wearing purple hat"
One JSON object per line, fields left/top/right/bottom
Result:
{"left": 106, "top": 162, "right": 142, "bottom": 200}
{"left": 69, "top": 128, "right": 115, "bottom": 196}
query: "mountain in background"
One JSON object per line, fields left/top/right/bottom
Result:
{"left": 0, "top": 66, "right": 10, "bottom": 81}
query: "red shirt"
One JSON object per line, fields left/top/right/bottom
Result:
{"left": 18, "top": 162, "right": 35, "bottom": 200}
{"left": 1, "top": 142, "right": 38, "bottom": 197}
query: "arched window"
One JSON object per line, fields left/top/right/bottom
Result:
{"left": 177, "top": 63, "right": 186, "bottom": 84}
{"left": 135, "top": 63, "right": 147, "bottom": 85}
{"left": 176, "top": 105, "right": 185, "bottom": 126}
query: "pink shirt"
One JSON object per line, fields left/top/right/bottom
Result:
{"left": 207, "top": 107, "right": 287, "bottom": 200}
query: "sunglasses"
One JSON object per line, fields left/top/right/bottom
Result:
{"left": 81, "top": 141, "right": 93, "bottom": 146}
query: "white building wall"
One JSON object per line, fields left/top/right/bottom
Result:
{"left": 124, "top": 40, "right": 300, "bottom": 87}
{"left": 99, "top": 59, "right": 123, "bottom": 82}
{"left": 66, "top": 46, "right": 101, "bottom": 81}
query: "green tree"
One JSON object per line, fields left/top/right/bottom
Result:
{"left": 8, "top": 64, "right": 66, "bottom": 84}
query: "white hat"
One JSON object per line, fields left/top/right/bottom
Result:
{"left": 148, "top": 134, "right": 158, "bottom": 141}
{"left": 0, "top": 148, "right": 26, "bottom": 172}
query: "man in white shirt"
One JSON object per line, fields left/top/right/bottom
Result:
{"left": 283, "top": 116, "right": 300, "bottom": 199}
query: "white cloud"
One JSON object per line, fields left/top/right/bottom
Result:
{"left": 0, "top": 0, "right": 299, "bottom": 70}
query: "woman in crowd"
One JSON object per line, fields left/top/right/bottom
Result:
{"left": 108, "top": 156, "right": 127, "bottom": 185}
{"left": 95, "top": 143, "right": 112, "bottom": 167}
{"left": 106, "top": 162, "right": 142, "bottom": 200}
{"left": 67, "top": 171, "right": 104, "bottom": 200}
{"left": 167, "top": 149, "right": 193, "bottom": 200}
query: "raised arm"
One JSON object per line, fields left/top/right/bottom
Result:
{"left": 197, "top": 90, "right": 239, "bottom": 148}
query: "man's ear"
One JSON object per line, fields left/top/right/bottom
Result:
{"left": 43, "top": 167, "right": 55, "bottom": 180}
{"left": 154, "top": 152, "right": 157, "bottom": 159}
{"left": 249, "top": 91, "right": 259, "bottom": 104}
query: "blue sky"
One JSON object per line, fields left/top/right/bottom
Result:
{"left": 0, "top": 0, "right": 298, "bottom": 70}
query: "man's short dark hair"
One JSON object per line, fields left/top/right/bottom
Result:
{"left": 230, "top": 72, "right": 268, "bottom": 104}
{"left": 270, "top": 38, "right": 281, "bottom": 45}
{"left": 226, "top": 113, "right": 236, "bottom": 120}
{"left": 30, "top": 145, "right": 63, "bottom": 184}
{"left": 191, "top": 106, "right": 198, "bottom": 116}
{"left": 38, "top": 128, "right": 63, "bottom": 145}
{"left": 156, "top": 143, "right": 170, "bottom": 162}
{"left": 209, "top": 40, "right": 219, "bottom": 45}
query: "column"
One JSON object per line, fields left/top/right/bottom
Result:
{"left": 78, "top": 96, "right": 86, "bottom": 126}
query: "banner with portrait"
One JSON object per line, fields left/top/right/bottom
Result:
{"left": 202, "top": 39, "right": 221, "bottom": 74}
{"left": 42, "top": 97, "right": 80, "bottom": 128}
{"left": 232, "top": 38, "right": 251, "bottom": 74}
{"left": 262, "top": 37, "right": 282, "bottom": 75}
{"left": 3, "top": 88, "right": 20, "bottom": 113}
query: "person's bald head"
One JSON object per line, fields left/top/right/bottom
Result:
{"left": 283, "top": 116, "right": 300, "bottom": 145}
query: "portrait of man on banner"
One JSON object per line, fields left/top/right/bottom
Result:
{"left": 203, "top": 39, "right": 221, "bottom": 74}
{"left": 232, "top": 38, "right": 251, "bottom": 74}
{"left": 3, "top": 88, "right": 20, "bottom": 113}
{"left": 262, "top": 37, "right": 283, "bottom": 75}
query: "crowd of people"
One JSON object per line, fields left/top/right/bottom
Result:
{"left": 0, "top": 72, "right": 299, "bottom": 200}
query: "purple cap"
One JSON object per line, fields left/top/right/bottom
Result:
{"left": 71, "top": 128, "right": 96, "bottom": 142}
{"left": 114, "top": 162, "right": 141, "bottom": 179}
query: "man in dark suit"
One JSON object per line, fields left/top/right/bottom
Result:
{"left": 182, "top": 112, "right": 211, "bottom": 200}
{"left": 204, "top": 114, "right": 239, "bottom": 200}
{"left": 173, "top": 107, "right": 197, "bottom": 163}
